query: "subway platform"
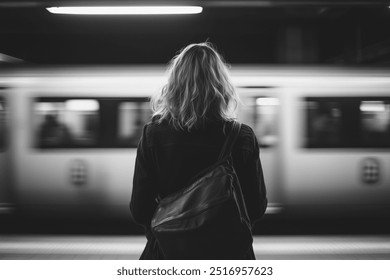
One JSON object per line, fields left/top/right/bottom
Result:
{"left": 1, "top": 235, "right": 390, "bottom": 260}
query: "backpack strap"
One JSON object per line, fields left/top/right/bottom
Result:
{"left": 218, "top": 121, "right": 251, "bottom": 227}
{"left": 218, "top": 121, "right": 242, "bottom": 161}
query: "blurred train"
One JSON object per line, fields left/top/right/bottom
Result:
{"left": 0, "top": 65, "right": 390, "bottom": 221}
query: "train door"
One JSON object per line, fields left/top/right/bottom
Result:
{"left": 0, "top": 91, "right": 12, "bottom": 214}
{"left": 237, "top": 87, "right": 283, "bottom": 214}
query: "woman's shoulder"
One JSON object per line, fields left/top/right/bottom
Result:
{"left": 141, "top": 120, "right": 177, "bottom": 146}
{"left": 144, "top": 119, "right": 256, "bottom": 137}
{"left": 235, "top": 122, "right": 259, "bottom": 153}
{"left": 141, "top": 119, "right": 258, "bottom": 151}
{"left": 238, "top": 122, "right": 256, "bottom": 137}
{"left": 142, "top": 119, "right": 164, "bottom": 133}
{"left": 143, "top": 120, "right": 166, "bottom": 134}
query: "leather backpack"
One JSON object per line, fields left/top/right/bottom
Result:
{"left": 151, "top": 122, "right": 253, "bottom": 259}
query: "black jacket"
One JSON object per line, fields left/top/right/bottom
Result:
{"left": 130, "top": 119, "right": 267, "bottom": 259}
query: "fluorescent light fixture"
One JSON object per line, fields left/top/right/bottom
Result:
{"left": 46, "top": 6, "right": 203, "bottom": 15}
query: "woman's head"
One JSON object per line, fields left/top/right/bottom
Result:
{"left": 152, "top": 42, "right": 238, "bottom": 130}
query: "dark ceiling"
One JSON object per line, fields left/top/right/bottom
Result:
{"left": 1, "top": 0, "right": 390, "bottom": 65}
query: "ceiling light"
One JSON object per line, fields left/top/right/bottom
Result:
{"left": 46, "top": 6, "right": 203, "bottom": 15}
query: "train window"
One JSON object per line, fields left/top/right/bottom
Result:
{"left": 305, "top": 97, "right": 390, "bottom": 148}
{"left": 253, "top": 97, "right": 279, "bottom": 147}
{"left": 34, "top": 99, "right": 99, "bottom": 148}
{"left": 117, "top": 101, "right": 152, "bottom": 147}
{"left": 360, "top": 101, "right": 390, "bottom": 147}
{"left": 305, "top": 99, "right": 342, "bottom": 148}
{"left": 0, "top": 97, "right": 6, "bottom": 150}
{"left": 33, "top": 97, "right": 151, "bottom": 149}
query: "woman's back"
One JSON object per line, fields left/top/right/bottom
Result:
{"left": 132, "top": 121, "right": 267, "bottom": 233}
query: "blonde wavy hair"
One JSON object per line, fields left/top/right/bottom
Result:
{"left": 151, "top": 42, "right": 238, "bottom": 131}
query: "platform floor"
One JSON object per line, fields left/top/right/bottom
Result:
{"left": 1, "top": 235, "right": 390, "bottom": 260}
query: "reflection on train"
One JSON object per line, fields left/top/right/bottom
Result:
{"left": 0, "top": 66, "right": 389, "bottom": 220}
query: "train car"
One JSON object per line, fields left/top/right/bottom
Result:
{"left": 233, "top": 67, "right": 390, "bottom": 218}
{"left": 0, "top": 65, "right": 389, "bottom": 221}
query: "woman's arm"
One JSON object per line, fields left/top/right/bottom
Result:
{"left": 233, "top": 126, "right": 268, "bottom": 225}
{"left": 130, "top": 126, "right": 157, "bottom": 227}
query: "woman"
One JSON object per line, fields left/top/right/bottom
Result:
{"left": 130, "top": 42, "right": 267, "bottom": 259}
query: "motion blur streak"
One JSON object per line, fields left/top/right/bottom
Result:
{"left": 1, "top": 236, "right": 390, "bottom": 260}
{"left": 0, "top": 65, "right": 390, "bottom": 226}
